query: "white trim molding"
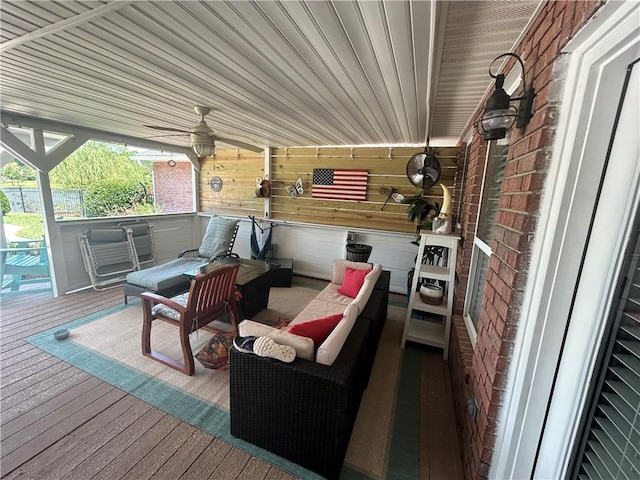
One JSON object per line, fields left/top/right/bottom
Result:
{"left": 490, "top": 2, "right": 640, "bottom": 479}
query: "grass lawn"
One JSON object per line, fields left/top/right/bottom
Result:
{"left": 3, "top": 213, "right": 45, "bottom": 239}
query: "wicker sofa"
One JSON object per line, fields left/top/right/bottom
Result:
{"left": 229, "top": 262, "right": 390, "bottom": 479}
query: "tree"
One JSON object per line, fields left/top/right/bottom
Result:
{"left": 49, "top": 140, "right": 154, "bottom": 218}
{"left": 1, "top": 161, "right": 36, "bottom": 184}
{"left": 49, "top": 141, "right": 152, "bottom": 189}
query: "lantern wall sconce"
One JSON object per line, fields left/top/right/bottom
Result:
{"left": 474, "top": 52, "right": 536, "bottom": 140}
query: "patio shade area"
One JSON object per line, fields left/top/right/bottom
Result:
{"left": 0, "top": 278, "right": 462, "bottom": 479}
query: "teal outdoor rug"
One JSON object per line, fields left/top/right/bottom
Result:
{"left": 27, "top": 283, "right": 420, "bottom": 479}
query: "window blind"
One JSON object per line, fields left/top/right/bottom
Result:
{"left": 478, "top": 143, "right": 508, "bottom": 245}
{"left": 469, "top": 248, "right": 490, "bottom": 329}
{"left": 573, "top": 216, "right": 640, "bottom": 479}
{"left": 466, "top": 141, "right": 508, "bottom": 332}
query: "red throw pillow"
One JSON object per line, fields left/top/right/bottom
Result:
{"left": 338, "top": 267, "right": 372, "bottom": 298}
{"left": 288, "top": 313, "right": 343, "bottom": 346}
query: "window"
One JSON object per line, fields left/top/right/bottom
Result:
{"left": 464, "top": 140, "right": 508, "bottom": 342}
{"left": 47, "top": 142, "right": 195, "bottom": 219}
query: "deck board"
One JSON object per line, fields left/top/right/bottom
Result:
{"left": 3, "top": 396, "right": 148, "bottom": 480}
{"left": 2, "top": 385, "right": 127, "bottom": 474}
{"left": 177, "top": 438, "right": 232, "bottom": 480}
{"left": 122, "top": 422, "right": 197, "bottom": 480}
{"left": 210, "top": 447, "right": 251, "bottom": 480}
{"left": 420, "top": 350, "right": 464, "bottom": 480}
{"left": 90, "top": 413, "right": 181, "bottom": 480}
{"left": 149, "top": 427, "right": 214, "bottom": 480}
{"left": 2, "top": 376, "right": 106, "bottom": 438}
{"left": 1, "top": 369, "right": 92, "bottom": 425}
{"left": 63, "top": 407, "right": 168, "bottom": 479}
{"left": 1, "top": 362, "right": 75, "bottom": 403}
{"left": 1, "top": 280, "right": 462, "bottom": 479}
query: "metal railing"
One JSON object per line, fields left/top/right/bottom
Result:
{"left": 2, "top": 187, "right": 84, "bottom": 216}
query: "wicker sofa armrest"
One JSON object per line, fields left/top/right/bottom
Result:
{"left": 230, "top": 317, "right": 371, "bottom": 480}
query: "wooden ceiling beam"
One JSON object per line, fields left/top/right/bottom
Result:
{"left": 0, "top": 111, "right": 199, "bottom": 171}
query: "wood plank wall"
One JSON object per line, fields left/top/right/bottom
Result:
{"left": 198, "top": 149, "right": 265, "bottom": 219}
{"left": 200, "top": 146, "right": 459, "bottom": 234}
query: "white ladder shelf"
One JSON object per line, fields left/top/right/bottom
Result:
{"left": 401, "top": 232, "right": 459, "bottom": 359}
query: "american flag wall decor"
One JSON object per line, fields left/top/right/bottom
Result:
{"left": 312, "top": 169, "right": 368, "bottom": 201}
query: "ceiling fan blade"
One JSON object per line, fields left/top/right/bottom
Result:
{"left": 215, "top": 136, "right": 263, "bottom": 153}
{"left": 144, "top": 125, "right": 193, "bottom": 133}
{"left": 145, "top": 133, "right": 190, "bottom": 138}
{"left": 406, "top": 157, "right": 425, "bottom": 187}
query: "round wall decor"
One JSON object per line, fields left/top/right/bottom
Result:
{"left": 210, "top": 176, "right": 223, "bottom": 191}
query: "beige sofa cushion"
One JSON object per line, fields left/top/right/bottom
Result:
{"left": 316, "top": 304, "right": 359, "bottom": 366}
{"left": 317, "top": 263, "right": 381, "bottom": 315}
{"left": 238, "top": 319, "right": 314, "bottom": 360}
{"left": 240, "top": 261, "right": 382, "bottom": 365}
{"left": 289, "top": 297, "right": 347, "bottom": 325}
{"left": 291, "top": 262, "right": 382, "bottom": 364}
{"left": 314, "top": 283, "right": 354, "bottom": 307}
{"left": 349, "top": 264, "right": 382, "bottom": 314}
{"left": 331, "top": 259, "right": 373, "bottom": 284}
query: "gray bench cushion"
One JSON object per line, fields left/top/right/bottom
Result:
{"left": 198, "top": 216, "right": 240, "bottom": 259}
{"left": 125, "top": 257, "right": 206, "bottom": 291}
{"left": 125, "top": 215, "right": 239, "bottom": 293}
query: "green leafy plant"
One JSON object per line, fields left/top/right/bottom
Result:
{"left": 84, "top": 180, "right": 150, "bottom": 217}
{"left": 407, "top": 242, "right": 446, "bottom": 296}
{"left": 402, "top": 191, "right": 437, "bottom": 228}
{"left": 0, "top": 190, "right": 11, "bottom": 215}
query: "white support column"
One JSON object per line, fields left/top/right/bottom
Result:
{"left": 31, "top": 130, "right": 62, "bottom": 296}
{"left": 36, "top": 170, "right": 64, "bottom": 296}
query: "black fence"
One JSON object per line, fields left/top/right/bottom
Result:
{"left": 2, "top": 187, "right": 84, "bottom": 216}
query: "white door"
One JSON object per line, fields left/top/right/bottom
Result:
{"left": 535, "top": 58, "right": 640, "bottom": 478}
{"left": 490, "top": 3, "right": 640, "bottom": 477}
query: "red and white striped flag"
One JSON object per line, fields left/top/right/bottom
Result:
{"left": 312, "top": 169, "right": 367, "bottom": 201}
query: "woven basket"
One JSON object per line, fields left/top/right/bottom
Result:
{"left": 345, "top": 243, "right": 372, "bottom": 262}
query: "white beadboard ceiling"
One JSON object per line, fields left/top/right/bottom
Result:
{"left": 0, "top": 0, "right": 540, "bottom": 152}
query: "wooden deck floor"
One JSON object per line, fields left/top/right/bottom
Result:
{"left": 0, "top": 282, "right": 462, "bottom": 480}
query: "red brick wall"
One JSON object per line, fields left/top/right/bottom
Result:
{"left": 153, "top": 162, "right": 194, "bottom": 213}
{"left": 448, "top": 1, "right": 603, "bottom": 478}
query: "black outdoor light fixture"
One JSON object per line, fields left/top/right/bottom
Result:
{"left": 475, "top": 52, "right": 536, "bottom": 140}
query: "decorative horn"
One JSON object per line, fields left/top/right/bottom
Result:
{"left": 432, "top": 183, "right": 454, "bottom": 234}
{"left": 439, "top": 183, "right": 453, "bottom": 218}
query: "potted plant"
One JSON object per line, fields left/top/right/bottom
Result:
{"left": 403, "top": 188, "right": 448, "bottom": 296}
{"left": 403, "top": 183, "right": 454, "bottom": 234}
{"left": 406, "top": 241, "right": 446, "bottom": 297}
{"left": 402, "top": 190, "right": 437, "bottom": 230}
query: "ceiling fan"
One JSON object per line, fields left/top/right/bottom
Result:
{"left": 144, "top": 106, "right": 263, "bottom": 156}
